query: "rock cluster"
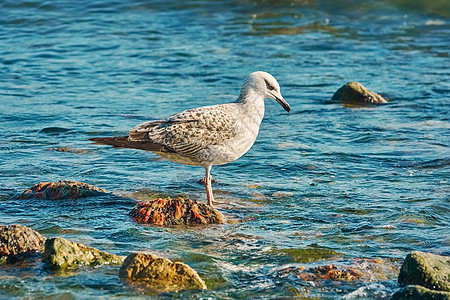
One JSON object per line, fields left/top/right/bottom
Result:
{"left": 119, "top": 252, "right": 207, "bottom": 292}
{"left": 17, "top": 180, "right": 108, "bottom": 200}
{"left": 393, "top": 251, "right": 450, "bottom": 299}
{"left": 332, "top": 82, "right": 387, "bottom": 104}
{"left": 130, "top": 197, "right": 225, "bottom": 225}
{"left": 1, "top": 224, "right": 208, "bottom": 293}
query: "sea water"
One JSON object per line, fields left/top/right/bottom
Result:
{"left": 0, "top": 0, "right": 449, "bottom": 298}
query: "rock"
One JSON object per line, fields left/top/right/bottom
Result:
{"left": 42, "top": 237, "right": 125, "bottom": 269}
{"left": 0, "top": 224, "right": 46, "bottom": 263}
{"left": 297, "top": 264, "right": 363, "bottom": 281}
{"left": 391, "top": 285, "right": 450, "bottom": 300}
{"left": 276, "top": 258, "right": 398, "bottom": 282}
{"left": 17, "top": 180, "right": 108, "bottom": 200}
{"left": 119, "top": 252, "right": 207, "bottom": 292}
{"left": 47, "top": 147, "right": 91, "bottom": 154}
{"left": 272, "top": 247, "right": 343, "bottom": 263}
{"left": 129, "top": 197, "right": 225, "bottom": 226}
{"left": 398, "top": 251, "right": 450, "bottom": 292}
{"left": 332, "top": 82, "right": 388, "bottom": 104}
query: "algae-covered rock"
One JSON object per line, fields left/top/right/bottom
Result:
{"left": 43, "top": 237, "right": 125, "bottom": 269}
{"left": 272, "top": 247, "right": 342, "bottom": 263}
{"left": 398, "top": 251, "right": 450, "bottom": 292}
{"left": 332, "top": 82, "right": 387, "bottom": 104}
{"left": 119, "top": 252, "right": 207, "bottom": 292}
{"left": 391, "top": 285, "right": 450, "bottom": 300}
{"left": 0, "top": 224, "right": 46, "bottom": 263}
{"left": 17, "top": 180, "right": 108, "bottom": 200}
{"left": 129, "top": 197, "right": 225, "bottom": 226}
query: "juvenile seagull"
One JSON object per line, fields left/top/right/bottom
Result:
{"left": 89, "top": 71, "right": 290, "bottom": 206}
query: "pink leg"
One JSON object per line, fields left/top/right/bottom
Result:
{"left": 204, "top": 166, "right": 215, "bottom": 206}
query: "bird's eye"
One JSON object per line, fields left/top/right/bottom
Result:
{"left": 264, "top": 79, "right": 276, "bottom": 91}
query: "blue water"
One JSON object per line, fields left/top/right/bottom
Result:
{"left": 1, "top": 0, "right": 449, "bottom": 298}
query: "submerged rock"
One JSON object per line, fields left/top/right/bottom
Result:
{"left": 332, "top": 82, "right": 388, "bottom": 104}
{"left": 0, "top": 224, "right": 46, "bottom": 263}
{"left": 47, "top": 147, "right": 91, "bottom": 154}
{"left": 119, "top": 252, "right": 207, "bottom": 292}
{"left": 272, "top": 247, "right": 343, "bottom": 263}
{"left": 43, "top": 237, "right": 125, "bottom": 269}
{"left": 129, "top": 197, "right": 225, "bottom": 226}
{"left": 392, "top": 285, "right": 450, "bottom": 300}
{"left": 398, "top": 251, "right": 450, "bottom": 292}
{"left": 275, "top": 258, "right": 399, "bottom": 284}
{"left": 17, "top": 180, "right": 108, "bottom": 200}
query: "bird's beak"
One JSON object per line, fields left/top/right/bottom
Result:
{"left": 273, "top": 93, "right": 291, "bottom": 113}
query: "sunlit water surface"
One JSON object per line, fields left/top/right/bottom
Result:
{"left": 0, "top": 0, "right": 449, "bottom": 298}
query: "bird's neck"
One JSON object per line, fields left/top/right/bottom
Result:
{"left": 236, "top": 90, "right": 265, "bottom": 124}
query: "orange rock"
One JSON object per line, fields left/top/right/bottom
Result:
{"left": 17, "top": 181, "right": 107, "bottom": 200}
{"left": 130, "top": 197, "right": 224, "bottom": 226}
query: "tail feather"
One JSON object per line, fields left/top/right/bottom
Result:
{"left": 88, "top": 136, "right": 167, "bottom": 152}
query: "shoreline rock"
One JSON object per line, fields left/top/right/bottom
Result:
{"left": 332, "top": 82, "right": 388, "bottom": 105}
{"left": 43, "top": 237, "right": 125, "bottom": 269}
{"left": 17, "top": 181, "right": 108, "bottom": 200}
{"left": 398, "top": 251, "right": 449, "bottom": 292}
{"left": 392, "top": 285, "right": 450, "bottom": 300}
{"left": 119, "top": 252, "right": 207, "bottom": 292}
{"left": 129, "top": 197, "right": 225, "bottom": 226}
{"left": 0, "top": 224, "right": 46, "bottom": 263}
{"left": 392, "top": 251, "right": 450, "bottom": 299}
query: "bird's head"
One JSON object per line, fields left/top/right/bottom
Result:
{"left": 240, "top": 71, "right": 290, "bottom": 112}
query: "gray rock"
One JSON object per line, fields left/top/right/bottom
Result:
{"left": 332, "top": 82, "right": 388, "bottom": 104}
{"left": 391, "top": 285, "right": 450, "bottom": 300}
{"left": 119, "top": 252, "right": 207, "bottom": 292}
{"left": 0, "top": 224, "right": 46, "bottom": 263}
{"left": 398, "top": 251, "right": 450, "bottom": 292}
{"left": 43, "top": 237, "right": 125, "bottom": 269}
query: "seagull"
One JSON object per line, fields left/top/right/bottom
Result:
{"left": 89, "top": 71, "right": 290, "bottom": 206}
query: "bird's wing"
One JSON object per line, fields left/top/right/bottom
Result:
{"left": 128, "top": 104, "right": 240, "bottom": 157}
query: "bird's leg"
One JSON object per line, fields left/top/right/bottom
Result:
{"left": 204, "top": 166, "right": 215, "bottom": 207}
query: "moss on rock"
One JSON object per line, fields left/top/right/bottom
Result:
{"left": 392, "top": 285, "right": 450, "bottom": 300}
{"left": 398, "top": 251, "right": 450, "bottom": 292}
{"left": 272, "top": 247, "right": 342, "bottom": 263}
{"left": 43, "top": 237, "right": 125, "bottom": 269}
{"left": 332, "top": 82, "right": 387, "bottom": 104}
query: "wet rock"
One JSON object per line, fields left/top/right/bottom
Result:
{"left": 332, "top": 82, "right": 388, "bottom": 104}
{"left": 43, "top": 237, "right": 125, "bottom": 269}
{"left": 0, "top": 224, "right": 46, "bottom": 263}
{"left": 17, "top": 180, "right": 108, "bottom": 200}
{"left": 298, "top": 264, "right": 363, "bottom": 281}
{"left": 392, "top": 285, "right": 450, "bottom": 300}
{"left": 275, "top": 258, "right": 399, "bottom": 283}
{"left": 272, "top": 247, "right": 343, "bottom": 263}
{"left": 129, "top": 197, "right": 225, "bottom": 226}
{"left": 47, "top": 147, "right": 91, "bottom": 154}
{"left": 119, "top": 252, "right": 207, "bottom": 292}
{"left": 398, "top": 251, "right": 450, "bottom": 292}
